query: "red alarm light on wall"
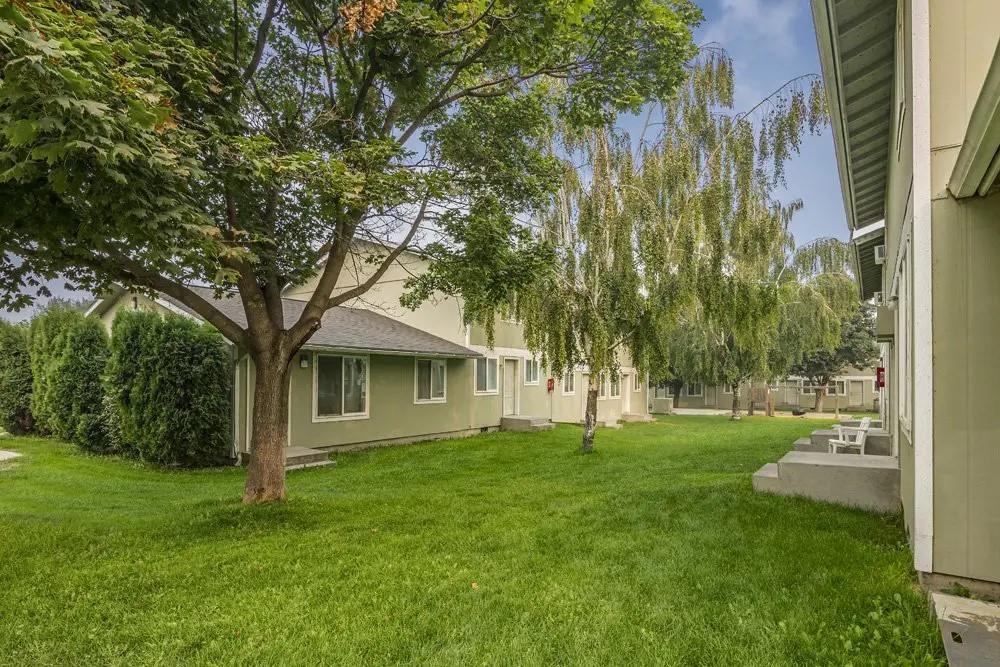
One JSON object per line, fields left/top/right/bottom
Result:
{"left": 876, "top": 367, "right": 885, "bottom": 389}
{"left": 546, "top": 378, "right": 555, "bottom": 392}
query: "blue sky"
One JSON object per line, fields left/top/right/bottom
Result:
{"left": 691, "top": 0, "right": 847, "bottom": 245}
{"left": 1, "top": 0, "right": 845, "bottom": 322}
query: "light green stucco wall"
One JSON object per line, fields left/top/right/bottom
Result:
{"left": 929, "top": 193, "right": 1000, "bottom": 583}
{"left": 286, "top": 353, "right": 487, "bottom": 449}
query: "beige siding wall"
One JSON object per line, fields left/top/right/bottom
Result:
{"left": 914, "top": 0, "right": 1000, "bottom": 582}
{"left": 96, "top": 292, "right": 169, "bottom": 332}
{"left": 283, "top": 245, "right": 468, "bottom": 345}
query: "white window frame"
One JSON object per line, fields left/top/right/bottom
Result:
{"left": 898, "top": 248, "right": 912, "bottom": 433}
{"left": 610, "top": 373, "right": 621, "bottom": 398}
{"left": 686, "top": 382, "right": 703, "bottom": 397}
{"left": 523, "top": 357, "right": 540, "bottom": 385}
{"left": 597, "top": 373, "right": 608, "bottom": 399}
{"left": 474, "top": 356, "right": 499, "bottom": 395}
{"left": 312, "top": 352, "right": 369, "bottom": 422}
{"left": 562, "top": 371, "right": 575, "bottom": 395}
{"left": 414, "top": 358, "right": 447, "bottom": 404}
{"left": 721, "top": 383, "right": 733, "bottom": 395}
{"left": 633, "top": 373, "right": 643, "bottom": 392}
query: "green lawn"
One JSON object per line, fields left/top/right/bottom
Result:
{"left": 0, "top": 417, "right": 943, "bottom": 665}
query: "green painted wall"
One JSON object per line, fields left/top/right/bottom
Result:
{"left": 929, "top": 194, "right": 1000, "bottom": 583}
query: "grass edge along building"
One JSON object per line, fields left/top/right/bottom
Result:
{"left": 812, "top": 0, "right": 1000, "bottom": 598}
{"left": 86, "top": 241, "right": 649, "bottom": 458}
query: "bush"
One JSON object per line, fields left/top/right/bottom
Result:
{"left": 46, "top": 316, "right": 110, "bottom": 450}
{"left": 0, "top": 321, "right": 34, "bottom": 434}
{"left": 107, "top": 310, "right": 232, "bottom": 466}
{"left": 27, "top": 305, "right": 83, "bottom": 433}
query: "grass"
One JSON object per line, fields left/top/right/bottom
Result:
{"left": 0, "top": 416, "right": 943, "bottom": 665}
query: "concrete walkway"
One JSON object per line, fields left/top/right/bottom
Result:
{"left": 670, "top": 408, "right": 731, "bottom": 416}
{"left": 0, "top": 450, "right": 22, "bottom": 463}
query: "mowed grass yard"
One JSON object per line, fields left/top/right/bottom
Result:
{"left": 0, "top": 416, "right": 943, "bottom": 665}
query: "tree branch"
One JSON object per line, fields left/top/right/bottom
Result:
{"left": 242, "top": 0, "right": 280, "bottom": 82}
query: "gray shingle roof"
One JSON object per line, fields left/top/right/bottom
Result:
{"left": 162, "top": 286, "right": 480, "bottom": 358}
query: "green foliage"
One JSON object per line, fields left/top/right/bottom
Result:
{"left": 45, "top": 316, "right": 110, "bottom": 450}
{"left": 27, "top": 304, "right": 87, "bottom": 433}
{"left": 0, "top": 321, "right": 33, "bottom": 434}
{"left": 106, "top": 310, "right": 232, "bottom": 466}
{"left": 791, "top": 304, "right": 879, "bottom": 386}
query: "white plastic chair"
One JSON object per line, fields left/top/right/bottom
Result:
{"left": 829, "top": 417, "right": 871, "bottom": 454}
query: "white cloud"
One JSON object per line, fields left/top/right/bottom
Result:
{"left": 700, "top": 0, "right": 800, "bottom": 55}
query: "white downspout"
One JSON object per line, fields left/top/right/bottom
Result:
{"left": 911, "top": 0, "right": 934, "bottom": 574}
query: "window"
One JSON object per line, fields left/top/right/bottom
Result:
{"left": 415, "top": 358, "right": 446, "bottom": 403}
{"left": 610, "top": 373, "right": 621, "bottom": 398}
{"left": 562, "top": 371, "right": 575, "bottom": 395}
{"left": 633, "top": 373, "right": 643, "bottom": 392}
{"left": 475, "top": 357, "right": 498, "bottom": 394}
{"left": 721, "top": 383, "right": 733, "bottom": 395}
{"left": 834, "top": 380, "right": 846, "bottom": 396}
{"left": 314, "top": 354, "right": 368, "bottom": 420}
{"left": 686, "top": 382, "right": 703, "bottom": 397}
{"left": 898, "top": 247, "right": 911, "bottom": 430}
{"left": 524, "top": 358, "right": 540, "bottom": 385}
{"left": 598, "top": 373, "right": 608, "bottom": 398}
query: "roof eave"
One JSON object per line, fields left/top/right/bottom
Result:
{"left": 300, "top": 343, "right": 482, "bottom": 359}
{"left": 949, "top": 41, "right": 1000, "bottom": 198}
{"left": 811, "top": 0, "right": 859, "bottom": 231}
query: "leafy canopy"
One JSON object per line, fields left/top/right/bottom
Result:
{"left": 1, "top": 0, "right": 702, "bottom": 352}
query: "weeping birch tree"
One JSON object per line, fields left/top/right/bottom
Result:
{"left": 507, "top": 50, "right": 827, "bottom": 451}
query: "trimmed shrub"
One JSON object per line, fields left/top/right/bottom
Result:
{"left": 27, "top": 305, "right": 82, "bottom": 433}
{"left": 107, "top": 310, "right": 232, "bottom": 466}
{"left": 46, "top": 316, "right": 110, "bottom": 450}
{"left": 0, "top": 321, "right": 34, "bottom": 434}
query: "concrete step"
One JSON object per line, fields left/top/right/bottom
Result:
{"left": 621, "top": 413, "right": 653, "bottom": 423}
{"left": 793, "top": 437, "right": 824, "bottom": 452}
{"left": 751, "top": 463, "right": 782, "bottom": 493}
{"left": 841, "top": 419, "right": 882, "bottom": 429}
{"left": 810, "top": 428, "right": 891, "bottom": 456}
{"left": 284, "top": 446, "right": 331, "bottom": 467}
{"left": 501, "top": 416, "right": 554, "bottom": 432}
{"left": 760, "top": 451, "right": 900, "bottom": 513}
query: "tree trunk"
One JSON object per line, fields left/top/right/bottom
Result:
{"left": 814, "top": 386, "right": 826, "bottom": 413}
{"left": 243, "top": 352, "right": 291, "bottom": 503}
{"left": 747, "top": 381, "right": 755, "bottom": 416}
{"left": 730, "top": 385, "right": 741, "bottom": 421}
{"left": 581, "top": 376, "right": 599, "bottom": 453}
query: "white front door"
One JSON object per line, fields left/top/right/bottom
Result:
{"left": 622, "top": 375, "right": 631, "bottom": 414}
{"left": 503, "top": 358, "right": 517, "bottom": 416}
{"left": 849, "top": 380, "right": 864, "bottom": 408}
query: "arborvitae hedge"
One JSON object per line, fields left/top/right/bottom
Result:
{"left": 0, "top": 321, "right": 34, "bottom": 434}
{"left": 46, "top": 316, "right": 110, "bottom": 450}
{"left": 106, "top": 310, "right": 231, "bottom": 466}
{"left": 27, "top": 305, "right": 82, "bottom": 434}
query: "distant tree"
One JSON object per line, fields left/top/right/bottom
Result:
{"left": 440, "top": 49, "right": 829, "bottom": 451}
{"left": 1, "top": 0, "right": 702, "bottom": 500}
{"left": 791, "top": 304, "right": 878, "bottom": 412}
{"left": 0, "top": 321, "right": 33, "bottom": 434}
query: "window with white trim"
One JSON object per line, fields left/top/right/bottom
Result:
{"left": 721, "top": 383, "right": 733, "bottom": 395}
{"left": 475, "top": 357, "right": 498, "bottom": 394}
{"left": 610, "top": 373, "right": 621, "bottom": 398}
{"left": 597, "top": 373, "right": 607, "bottom": 398}
{"left": 633, "top": 373, "right": 642, "bottom": 391}
{"left": 415, "top": 358, "right": 446, "bottom": 402}
{"left": 686, "top": 382, "right": 703, "bottom": 397}
{"left": 524, "top": 358, "right": 540, "bottom": 385}
{"left": 315, "top": 354, "right": 368, "bottom": 419}
{"left": 898, "top": 247, "right": 911, "bottom": 430}
{"left": 562, "top": 372, "right": 575, "bottom": 395}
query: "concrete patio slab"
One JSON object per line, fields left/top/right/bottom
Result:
{"left": 931, "top": 593, "right": 1000, "bottom": 666}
